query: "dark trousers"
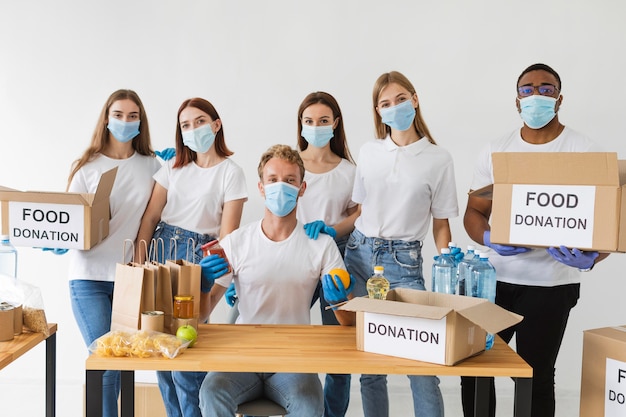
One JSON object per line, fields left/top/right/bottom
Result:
{"left": 461, "top": 281, "right": 580, "bottom": 417}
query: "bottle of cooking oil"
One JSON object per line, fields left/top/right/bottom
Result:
{"left": 367, "top": 265, "right": 390, "bottom": 300}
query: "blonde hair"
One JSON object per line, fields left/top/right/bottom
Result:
{"left": 372, "top": 71, "right": 436, "bottom": 144}
{"left": 257, "top": 144, "right": 305, "bottom": 181}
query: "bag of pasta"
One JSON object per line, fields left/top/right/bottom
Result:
{"left": 0, "top": 275, "right": 49, "bottom": 336}
{"left": 89, "top": 329, "right": 191, "bottom": 359}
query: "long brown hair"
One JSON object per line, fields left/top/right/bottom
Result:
{"left": 372, "top": 71, "right": 437, "bottom": 145}
{"left": 173, "top": 98, "right": 233, "bottom": 168}
{"left": 296, "top": 91, "right": 354, "bottom": 163}
{"left": 67, "top": 89, "right": 154, "bottom": 189}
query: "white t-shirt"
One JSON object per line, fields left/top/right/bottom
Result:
{"left": 353, "top": 137, "right": 458, "bottom": 241}
{"left": 296, "top": 158, "right": 357, "bottom": 225}
{"left": 68, "top": 153, "right": 161, "bottom": 282}
{"left": 471, "top": 127, "right": 602, "bottom": 286}
{"left": 154, "top": 159, "right": 248, "bottom": 236}
{"left": 215, "top": 220, "right": 345, "bottom": 324}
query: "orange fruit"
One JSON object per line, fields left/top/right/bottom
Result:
{"left": 329, "top": 268, "right": 351, "bottom": 289}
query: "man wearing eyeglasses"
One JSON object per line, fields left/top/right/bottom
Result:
{"left": 460, "top": 63, "right": 609, "bottom": 417}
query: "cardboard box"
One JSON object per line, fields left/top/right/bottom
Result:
{"left": 0, "top": 167, "right": 117, "bottom": 250}
{"left": 580, "top": 325, "right": 626, "bottom": 417}
{"left": 470, "top": 152, "right": 626, "bottom": 252}
{"left": 339, "top": 288, "right": 523, "bottom": 365}
{"left": 83, "top": 382, "right": 167, "bottom": 417}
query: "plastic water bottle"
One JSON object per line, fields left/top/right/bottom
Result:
{"left": 367, "top": 265, "right": 390, "bottom": 300}
{"left": 432, "top": 248, "right": 456, "bottom": 294}
{"left": 469, "top": 253, "right": 497, "bottom": 349}
{"left": 457, "top": 246, "right": 476, "bottom": 296}
{"left": 0, "top": 235, "right": 17, "bottom": 278}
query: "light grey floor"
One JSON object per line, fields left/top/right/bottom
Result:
{"left": 342, "top": 374, "right": 580, "bottom": 417}
{"left": 0, "top": 374, "right": 581, "bottom": 416}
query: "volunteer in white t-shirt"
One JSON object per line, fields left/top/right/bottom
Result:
{"left": 461, "top": 63, "right": 609, "bottom": 417}
{"left": 135, "top": 97, "right": 247, "bottom": 417}
{"left": 198, "top": 144, "right": 353, "bottom": 417}
{"left": 61, "top": 89, "right": 162, "bottom": 417}
{"left": 296, "top": 91, "right": 358, "bottom": 417}
{"left": 344, "top": 71, "right": 459, "bottom": 417}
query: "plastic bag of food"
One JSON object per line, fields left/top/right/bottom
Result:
{"left": 0, "top": 275, "right": 49, "bottom": 336}
{"left": 89, "top": 330, "right": 191, "bottom": 359}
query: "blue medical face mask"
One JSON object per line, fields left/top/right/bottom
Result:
{"left": 263, "top": 182, "right": 300, "bottom": 217}
{"left": 301, "top": 124, "right": 334, "bottom": 148}
{"left": 107, "top": 117, "right": 140, "bottom": 143}
{"left": 379, "top": 100, "right": 416, "bottom": 131}
{"left": 518, "top": 95, "right": 558, "bottom": 129}
{"left": 182, "top": 123, "right": 216, "bottom": 153}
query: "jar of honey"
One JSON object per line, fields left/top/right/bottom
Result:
{"left": 173, "top": 295, "right": 194, "bottom": 319}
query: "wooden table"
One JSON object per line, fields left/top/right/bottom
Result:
{"left": 0, "top": 323, "right": 57, "bottom": 417}
{"left": 86, "top": 324, "right": 532, "bottom": 417}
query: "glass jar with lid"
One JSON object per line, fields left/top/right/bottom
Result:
{"left": 173, "top": 295, "right": 194, "bottom": 319}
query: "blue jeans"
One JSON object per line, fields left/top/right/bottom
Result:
{"left": 199, "top": 372, "right": 323, "bottom": 416}
{"left": 69, "top": 280, "right": 119, "bottom": 417}
{"left": 317, "top": 235, "right": 352, "bottom": 417}
{"left": 152, "top": 222, "right": 215, "bottom": 417}
{"left": 344, "top": 228, "right": 444, "bottom": 417}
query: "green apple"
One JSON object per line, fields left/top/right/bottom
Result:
{"left": 176, "top": 325, "right": 198, "bottom": 347}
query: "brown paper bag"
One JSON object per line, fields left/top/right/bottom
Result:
{"left": 111, "top": 262, "right": 154, "bottom": 332}
{"left": 167, "top": 259, "right": 201, "bottom": 318}
{"left": 152, "top": 261, "right": 174, "bottom": 333}
{"left": 111, "top": 239, "right": 164, "bottom": 332}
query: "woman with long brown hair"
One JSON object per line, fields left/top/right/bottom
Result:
{"left": 66, "top": 89, "right": 162, "bottom": 417}
{"left": 135, "top": 97, "right": 247, "bottom": 417}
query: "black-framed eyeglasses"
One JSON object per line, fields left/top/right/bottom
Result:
{"left": 517, "top": 84, "right": 559, "bottom": 98}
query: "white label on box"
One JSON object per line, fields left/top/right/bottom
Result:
{"left": 363, "top": 312, "right": 447, "bottom": 364}
{"left": 508, "top": 184, "right": 595, "bottom": 248}
{"left": 605, "top": 358, "right": 626, "bottom": 416}
{"left": 8, "top": 201, "right": 85, "bottom": 249}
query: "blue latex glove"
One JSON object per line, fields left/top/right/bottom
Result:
{"left": 304, "top": 220, "right": 337, "bottom": 240}
{"left": 41, "top": 247, "right": 69, "bottom": 255}
{"left": 224, "top": 282, "right": 237, "bottom": 307}
{"left": 321, "top": 273, "right": 355, "bottom": 309}
{"left": 433, "top": 247, "right": 464, "bottom": 262}
{"left": 155, "top": 148, "right": 176, "bottom": 161}
{"left": 199, "top": 254, "right": 229, "bottom": 293}
{"left": 483, "top": 231, "right": 531, "bottom": 256}
{"left": 546, "top": 245, "right": 599, "bottom": 270}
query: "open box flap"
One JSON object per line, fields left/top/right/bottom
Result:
{"left": 339, "top": 295, "right": 452, "bottom": 321}
{"left": 492, "top": 152, "right": 619, "bottom": 186}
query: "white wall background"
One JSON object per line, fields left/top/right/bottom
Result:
{"left": 1, "top": 1, "right": 625, "bottom": 416}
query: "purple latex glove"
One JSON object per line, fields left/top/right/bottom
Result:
{"left": 546, "top": 245, "right": 598, "bottom": 270}
{"left": 483, "top": 231, "right": 531, "bottom": 256}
